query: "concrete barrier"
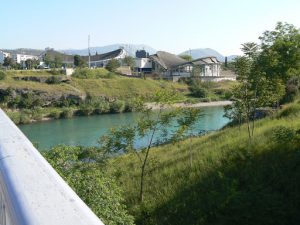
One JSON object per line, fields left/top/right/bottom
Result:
{"left": 0, "top": 109, "right": 104, "bottom": 225}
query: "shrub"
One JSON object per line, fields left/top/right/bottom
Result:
{"left": 19, "top": 113, "right": 31, "bottom": 124}
{"left": 7, "top": 112, "right": 20, "bottom": 124}
{"left": 77, "top": 104, "right": 94, "bottom": 116}
{"left": 46, "top": 76, "right": 61, "bottom": 84}
{"left": 94, "top": 100, "right": 110, "bottom": 114}
{"left": 61, "top": 108, "right": 73, "bottom": 118}
{"left": 110, "top": 100, "right": 126, "bottom": 113}
{"left": 32, "top": 109, "right": 43, "bottom": 121}
{"left": 188, "top": 80, "right": 210, "bottom": 98}
{"left": 279, "top": 104, "right": 300, "bottom": 118}
{"left": 72, "top": 68, "right": 114, "bottom": 79}
{"left": 49, "top": 109, "right": 61, "bottom": 119}
{"left": 271, "top": 126, "right": 296, "bottom": 144}
{"left": 0, "top": 71, "right": 7, "bottom": 80}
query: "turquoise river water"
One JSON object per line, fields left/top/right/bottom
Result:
{"left": 18, "top": 106, "right": 229, "bottom": 150}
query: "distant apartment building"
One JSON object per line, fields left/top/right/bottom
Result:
{"left": 13, "top": 54, "right": 39, "bottom": 64}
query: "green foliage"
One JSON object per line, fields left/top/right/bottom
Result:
{"left": 257, "top": 22, "right": 300, "bottom": 82}
{"left": 46, "top": 76, "right": 61, "bottom": 84}
{"left": 61, "top": 108, "right": 73, "bottom": 118}
{"left": 180, "top": 55, "right": 193, "bottom": 61}
{"left": 105, "top": 101, "right": 300, "bottom": 225}
{"left": 271, "top": 125, "right": 296, "bottom": 144}
{"left": 100, "top": 92, "right": 201, "bottom": 202}
{"left": 43, "top": 145, "right": 135, "bottom": 225}
{"left": 105, "top": 59, "right": 121, "bottom": 72}
{"left": 0, "top": 71, "right": 7, "bottom": 80}
{"left": 72, "top": 68, "right": 114, "bottom": 79}
{"left": 49, "top": 109, "right": 61, "bottom": 119}
{"left": 279, "top": 104, "right": 300, "bottom": 118}
{"left": 110, "top": 100, "right": 126, "bottom": 113}
{"left": 74, "top": 55, "right": 86, "bottom": 68}
{"left": 188, "top": 79, "right": 210, "bottom": 98}
{"left": 123, "top": 56, "right": 135, "bottom": 69}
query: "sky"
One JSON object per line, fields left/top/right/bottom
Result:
{"left": 1, "top": 0, "right": 300, "bottom": 55}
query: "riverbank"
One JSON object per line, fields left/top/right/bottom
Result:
{"left": 146, "top": 100, "right": 232, "bottom": 110}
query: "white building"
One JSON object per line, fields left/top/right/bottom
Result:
{"left": 88, "top": 48, "right": 127, "bottom": 68}
{"left": 12, "top": 54, "right": 39, "bottom": 64}
{"left": 135, "top": 58, "right": 152, "bottom": 73}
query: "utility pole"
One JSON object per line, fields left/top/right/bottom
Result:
{"left": 88, "top": 35, "right": 91, "bottom": 68}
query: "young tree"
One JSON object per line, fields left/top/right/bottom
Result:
{"left": 99, "top": 90, "right": 201, "bottom": 202}
{"left": 74, "top": 55, "right": 86, "bottom": 68}
{"left": 3, "top": 57, "right": 15, "bottom": 68}
{"left": 105, "top": 59, "right": 120, "bottom": 72}
{"left": 54, "top": 55, "right": 63, "bottom": 68}
{"left": 122, "top": 56, "right": 135, "bottom": 70}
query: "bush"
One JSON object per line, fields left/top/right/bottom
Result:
{"left": 77, "top": 104, "right": 94, "bottom": 116}
{"left": 279, "top": 104, "right": 300, "bottom": 118}
{"left": 110, "top": 100, "right": 126, "bottom": 113}
{"left": 32, "top": 109, "right": 43, "bottom": 121}
{"left": 188, "top": 80, "right": 210, "bottom": 98}
{"left": 49, "top": 109, "right": 61, "bottom": 119}
{"left": 94, "top": 100, "right": 110, "bottom": 114}
{"left": 0, "top": 71, "right": 7, "bottom": 80}
{"left": 61, "top": 108, "right": 73, "bottom": 118}
{"left": 72, "top": 68, "right": 114, "bottom": 79}
{"left": 7, "top": 112, "right": 20, "bottom": 124}
{"left": 271, "top": 126, "right": 296, "bottom": 144}
{"left": 19, "top": 113, "right": 31, "bottom": 124}
{"left": 46, "top": 76, "right": 61, "bottom": 84}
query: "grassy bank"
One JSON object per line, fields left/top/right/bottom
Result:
{"left": 0, "top": 69, "right": 235, "bottom": 124}
{"left": 104, "top": 101, "right": 300, "bottom": 225}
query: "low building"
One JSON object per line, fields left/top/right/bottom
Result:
{"left": 85, "top": 48, "right": 127, "bottom": 68}
{"left": 12, "top": 54, "right": 39, "bottom": 64}
{"left": 134, "top": 58, "right": 152, "bottom": 73}
{"left": 148, "top": 51, "right": 233, "bottom": 81}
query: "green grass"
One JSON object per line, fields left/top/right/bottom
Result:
{"left": 0, "top": 69, "right": 189, "bottom": 100}
{"left": 105, "top": 101, "right": 300, "bottom": 225}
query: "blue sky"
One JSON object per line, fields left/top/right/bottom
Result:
{"left": 1, "top": 0, "right": 300, "bottom": 55}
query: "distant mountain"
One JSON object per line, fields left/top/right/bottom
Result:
{"left": 180, "top": 48, "right": 239, "bottom": 62}
{"left": 60, "top": 44, "right": 157, "bottom": 57}
{"left": 227, "top": 55, "right": 239, "bottom": 61}
{"left": 1, "top": 48, "right": 44, "bottom": 56}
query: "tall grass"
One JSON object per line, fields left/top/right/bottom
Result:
{"left": 105, "top": 102, "right": 300, "bottom": 225}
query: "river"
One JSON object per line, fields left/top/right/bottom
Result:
{"left": 18, "top": 106, "right": 229, "bottom": 150}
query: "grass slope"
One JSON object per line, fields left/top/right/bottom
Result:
{"left": 0, "top": 70, "right": 188, "bottom": 100}
{"left": 106, "top": 102, "right": 300, "bottom": 225}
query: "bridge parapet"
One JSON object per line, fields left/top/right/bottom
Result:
{"left": 0, "top": 109, "right": 104, "bottom": 225}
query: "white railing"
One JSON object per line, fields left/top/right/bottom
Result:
{"left": 0, "top": 109, "right": 104, "bottom": 225}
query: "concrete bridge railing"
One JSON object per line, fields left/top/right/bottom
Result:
{"left": 0, "top": 109, "right": 104, "bottom": 225}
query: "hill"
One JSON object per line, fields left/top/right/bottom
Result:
{"left": 61, "top": 44, "right": 157, "bottom": 57}
{"left": 106, "top": 101, "right": 300, "bottom": 225}
{"left": 180, "top": 48, "right": 239, "bottom": 62}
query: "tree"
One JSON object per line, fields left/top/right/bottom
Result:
{"left": 54, "top": 55, "right": 63, "bottom": 68}
{"left": 257, "top": 22, "right": 300, "bottom": 82}
{"left": 105, "top": 59, "right": 120, "bottom": 72}
{"left": 43, "top": 145, "right": 135, "bottom": 225}
{"left": 43, "top": 53, "right": 51, "bottom": 67}
{"left": 3, "top": 57, "right": 15, "bottom": 68}
{"left": 99, "top": 90, "right": 201, "bottom": 202}
{"left": 122, "top": 56, "right": 135, "bottom": 70}
{"left": 180, "top": 54, "right": 193, "bottom": 61}
{"left": 224, "top": 56, "right": 228, "bottom": 68}
{"left": 74, "top": 55, "right": 86, "bottom": 68}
